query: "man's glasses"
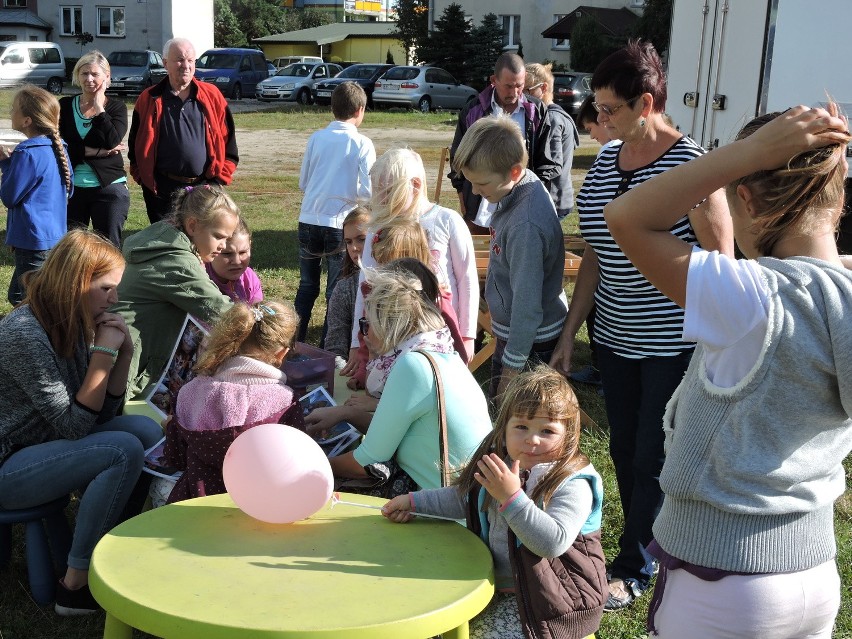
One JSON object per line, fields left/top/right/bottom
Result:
{"left": 593, "top": 95, "right": 642, "bottom": 116}
{"left": 358, "top": 317, "right": 370, "bottom": 336}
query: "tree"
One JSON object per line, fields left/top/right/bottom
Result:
{"left": 466, "top": 13, "right": 504, "bottom": 90}
{"left": 386, "top": 49, "right": 395, "bottom": 65}
{"left": 214, "top": 0, "right": 246, "bottom": 47}
{"left": 391, "top": 0, "right": 429, "bottom": 64}
{"left": 230, "top": 0, "right": 287, "bottom": 42}
{"left": 298, "top": 8, "right": 333, "bottom": 30}
{"left": 570, "top": 16, "right": 616, "bottom": 72}
{"left": 417, "top": 3, "right": 470, "bottom": 82}
{"left": 633, "top": 0, "right": 673, "bottom": 56}
{"left": 74, "top": 31, "right": 93, "bottom": 55}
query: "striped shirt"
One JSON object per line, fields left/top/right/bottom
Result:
{"left": 578, "top": 136, "right": 704, "bottom": 358}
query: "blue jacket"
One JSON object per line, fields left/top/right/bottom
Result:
{"left": 0, "top": 136, "right": 71, "bottom": 251}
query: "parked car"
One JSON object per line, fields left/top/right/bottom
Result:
{"left": 106, "top": 50, "right": 167, "bottom": 94}
{"left": 266, "top": 61, "right": 276, "bottom": 77}
{"left": 255, "top": 62, "right": 343, "bottom": 104}
{"left": 0, "top": 41, "right": 65, "bottom": 94}
{"left": 552, "top": 72, "right": 592, "bottom": 119}
{"left": 272, "top": 56, "right": 323, "bottom": 69}
{"left": 194, "top": 48, "right": 268, "bottom": 100}
{"left": 312, "top": 63, "right": 393, "bottom": 107}
{"left": 372, "top": 66, "right": 476, "bottom": 113}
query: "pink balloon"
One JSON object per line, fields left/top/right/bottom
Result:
{"left": 223, "top": 424, "right": 333, "bottom": 524}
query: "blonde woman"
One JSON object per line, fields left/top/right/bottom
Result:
{"left": 59, "top": 50, "right": 129, "bottom": 247}
{"left": 525, "top": 62, "right": 579, "bottom": 218}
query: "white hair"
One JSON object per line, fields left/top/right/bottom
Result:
{"left": 163, "top": 38, "right": 195, "bottom": 60}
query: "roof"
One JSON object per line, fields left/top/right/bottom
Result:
{"left": 253, "top": 21, "right": 398, "bottom": 47}
{"left": 542, "top": 6, "right": 639, "bottom": 39}
{"left": 0, "top": 9, "right": 52, "bottom": 30}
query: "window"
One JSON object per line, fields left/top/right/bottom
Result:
{"left": 552, "top": 14, "right": 569, "bottom": 50}
{"left": 61, "top": 6, "right": 83, "bottom": 36}
{"left": 29, "top": 47, "right": 61, "bottom": 64}
{"left": 4, "top": 0, "right": 28, "bottom": 7}
{"left": 500, "top": 15, "right": 521, "bottom": 49}
{"left": 97, "top": 6, "right": 125, "bottom": 37}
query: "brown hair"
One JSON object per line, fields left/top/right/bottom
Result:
{"left": 331, "top": 81, "right": 367, "bottom": 120}
{"left": 24, "top": 229, "right": 124, "bottom": 358}
{"left": 730, "top": 109, "right": 849, "bottom": 256}
{"left": 452, "top": 116, "right": 528, "bottom": 177}
{"left": 167, "top": 183, "right": 240, "bottom": 232}
{"left": 339, "top": 206, "right": 370, "bottom": 279}
{"left": 14, "top": 85, "right": 71, "bottom": 195}
{"left": 494, "top": 52, "right": 525, "bottom": 78}
{"left": 592, "top": 39, "right": 667, "bottom": 113}
{"left": 371, "top": 218, "right": 431, "bottom": 267}
{"left": 194, "top": 301, "right": 299, "bottom": 375}
{"left": 577, "top": 94, "right": 598, "bottom": 127}
{"left": 456, "top": 367, "right": 587, "bottom": 510}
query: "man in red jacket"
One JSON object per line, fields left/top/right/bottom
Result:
{"left": 129, "top": 38, "right": 239, "bottom": 223}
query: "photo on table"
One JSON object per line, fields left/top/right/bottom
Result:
{"left": 299, "top": 386, "right": 361, "bottom": 457}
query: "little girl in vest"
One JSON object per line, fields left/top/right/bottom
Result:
{"left": 162, "top": 300, "right": 301, "bottom": 504}
{"left": 0, "top": 85, "right": 72, "bottom": 305}
{"left": 342, "top": 148, "right": 477, "bottom": 376}
{"left": 383, "top": 367, "right": 606, "bottom": 639}
{"left": 604, "top": 104, "right": 851, "bottom": 638}
{"left": 205, "top": 218, "right": 263, "bottom": 304}
{"left": 325, "top": 206, "right": 369, "bottom": 367}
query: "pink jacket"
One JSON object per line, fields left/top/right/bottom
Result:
{"left": 164, "top": 355, "right": 299, "bottom": 502}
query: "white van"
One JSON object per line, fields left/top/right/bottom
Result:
{"left": 272, "top": 55, "right": 322, "bottom": 69}
{"left": 0, "top": 42, "right": 65, "bottom": 94}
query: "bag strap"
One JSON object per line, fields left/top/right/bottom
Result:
{"left": 416, "top": 350, "right": 450, "bottom": 488}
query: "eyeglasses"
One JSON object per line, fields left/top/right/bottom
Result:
{"left": 524, "top": 83, "right": 544, "bottom": 94}
{"left": 358, "top": 317, "right": 370, "bottom": 336}
{"left": 592, "top": 95, "right": 642, "bottom": 116}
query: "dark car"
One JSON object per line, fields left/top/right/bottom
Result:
{"left": 311, "top": 63, "right": 393, "bottom": 107}
{"left": 552, "top": 72, "right": 592, "bottom": 119}
{"left": 106, "top": 50, "right": 167, "bottom": 94}
{"left": 194, "top": 48, "right": 268, "bottom": 100}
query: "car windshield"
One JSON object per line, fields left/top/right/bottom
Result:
{"left": 196, "top": 54, "right": 239, "bottom": 70}
{"left": 279, "top": 63, "right": 311, "bottom": 77}
{"left": 339, "top": 65, "right": 378, "bottom": 79}
{"left": 108, "top": 52, "right": 147, "bottom": 67}
{"left": 383, "top": 67, "right": 420, "bottom": 81}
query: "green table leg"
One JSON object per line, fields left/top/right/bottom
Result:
{"left": 443, "top": 621, "right": 469, "bottom": 639}
{"left": 103, "top": 612, "right": 132, "bottom": 639}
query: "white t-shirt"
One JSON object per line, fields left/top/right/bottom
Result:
{"left": 683, "top": 247, "right": 770, "bottom": 388}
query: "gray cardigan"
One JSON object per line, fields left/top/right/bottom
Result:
{"left": 324, "top": 271, "right": 358, "bottom": 360}
{"left": 0, "top": 306, "right": 124, "bottom": 465}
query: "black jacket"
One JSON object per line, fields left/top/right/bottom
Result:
{"left": 58, "top": 95, "right": 127, "bottom": 187}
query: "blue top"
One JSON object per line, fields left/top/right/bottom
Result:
{"left": 0, "top": 135, "right": 71, "bottom": 251}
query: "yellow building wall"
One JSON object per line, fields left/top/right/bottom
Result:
{"left": 257, "top": 44, "right": 323, "bottom": 59}
{"left": 327, "top": 37, "right": 405, "bottom": 64}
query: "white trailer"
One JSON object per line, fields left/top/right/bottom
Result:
{"left": 666, "top": 0, "right": 852, "bottom": 170}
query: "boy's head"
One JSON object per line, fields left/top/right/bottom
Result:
{"left": 331, "top": 81, "right": 367, "bottom": 122}
{"left": 453, "top": 116, "right": 527, "bottom": 204}
{"left": 577, "top": 94, "right": 612, "bottom": 146}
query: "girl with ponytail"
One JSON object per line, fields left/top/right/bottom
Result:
{"left": 161, "top": 300, "right": 301, "bottom": 503}
{"left": 0, "top": 84, "right": 72, "bottom": 305}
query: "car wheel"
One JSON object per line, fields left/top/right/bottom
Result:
{"left": 418, "top": 96, "right": 431, "bottom": 113}
{"left": 232, "top": 83, "right": 243, "bottom": 100}
{"left": 46, "top": 77, "right": 63, "bottom": 95}
{"left": 297, "top": 88, "right": 312, "bottom": 105}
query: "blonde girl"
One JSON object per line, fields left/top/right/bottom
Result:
{"left": 605, "top": 105, "right": 851, "bottom": 638}
{"left": 0, "top": 85, "right": 72, "bottom": 305}
{"left": 114, "top": 184, "right": 240, "bottom": 397}
{"left": 383, "top": 367, "right": 606, "bottom": 639}
{"left": 325, "top": 206, "right": 370, "bottom": 363}
{"left": 524, "top": 63, "right": 579, "bottom": 219}
{"left": 162, "top": 301, "right": 301, "bottom": 503}
{"left": 342, "top": 148, "right": 478, "bottom": 374}
{"left": 205, "top": 218, "right": 264, "bottom": 304}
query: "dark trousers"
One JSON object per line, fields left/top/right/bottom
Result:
{"left": 489, "top": 337, "right": 557, "bottom": 400}
{"left": 8, "top": 247, "right": 48, "bottom": 306}
{"left": 596, "top": 343, "right": 692, "bottom": 588}
{"left": 67, "top": 182, "right": 130, "bottom": 248}
{"left": 142, "top": 174, "right": 218, "bottom": 225}
{"left": 293, "top": 222, "right": 343, "bottom": 344}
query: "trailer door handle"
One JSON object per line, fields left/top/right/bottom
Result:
{"left": 712, "top": 94, "right": 727, "bottom": 110}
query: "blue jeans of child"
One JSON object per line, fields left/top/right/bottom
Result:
{"left": 596, "top": 344, "right": 693, "bottom": 590}
{"left": 294, "top": 222, "right": 343, "bottom": 344}
{"left": 8, "top": 247, "right": 48, "bottom": 306}
{"left": 0, "top": 414, "right": 162, "bottom": 570}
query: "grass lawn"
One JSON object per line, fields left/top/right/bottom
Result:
{"left": 0, "top": 100, "right": 849, "bottom": 639}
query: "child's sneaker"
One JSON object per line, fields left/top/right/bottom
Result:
{"left": 54, "top": 579, "right": 100, "bottom": 616}
{"left": 569, "top": 365, "right": 602, "bottom": 386}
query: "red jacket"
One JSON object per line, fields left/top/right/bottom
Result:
{"left": 128, "top": 77, "right": 239, "bottom": 193}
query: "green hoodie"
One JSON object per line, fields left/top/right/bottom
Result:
{"left": 113, "top": 221, "right": 231, "bottom": 398}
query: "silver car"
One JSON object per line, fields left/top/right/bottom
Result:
{"left": 255, "top": 62, "right": 342, "bottom": 104}
{"left": 107, "top": 50, "right": 167, "bottom": 94}
{"left": 372, "top": 66, "right": 477, "bottom": 113}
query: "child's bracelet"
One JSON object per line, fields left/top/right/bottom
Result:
{"left": 90, "top": 345, "right": 118, "bottom": 361}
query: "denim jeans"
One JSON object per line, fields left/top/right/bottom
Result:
{"left": 0, "top": 414, "right": 162, "bottom": 570}
{"left": 8, "top": 247, "right": 48, "bottom": 306}
{"left": 67, "top": 182, "right": 131, "bottom": 248}
{"left": 596, "top": 344, "right": 693, "bottom": 589}
{"left": 489, "top": 337, "right": 557, "bottom": 401}
{"left": 294, "top": 222, "right": 343, "bottom": 344}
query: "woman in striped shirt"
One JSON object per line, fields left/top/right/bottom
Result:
{"left": 550, "top": 40, "right": 732, "bottom": 611}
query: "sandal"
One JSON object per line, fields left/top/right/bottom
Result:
{"left": 603, "top": 578, "right": 639, "bottom": 612}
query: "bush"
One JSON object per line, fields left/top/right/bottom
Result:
{"left": 65, "top": 57, "right": 79, "bottom": 81}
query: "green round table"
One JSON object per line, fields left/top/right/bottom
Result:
{"left": 89, "top": 492, "right": 494, "bottom": 638}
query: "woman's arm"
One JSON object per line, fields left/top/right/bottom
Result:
{"left": 605, "top": 105, "right": 850, "bottom": 308}
{"left": 549, "top": 246, "right": 600, "bottom": 376}
{"left": 329, "top": 450, "right": 368, "bottom": 478}
{"left": 444, "top": 211, "right": 479, "bottom": 342}
{"left": 688, "top": 188, "right": 734, "bottom": 256}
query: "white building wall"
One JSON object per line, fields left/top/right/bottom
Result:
{"left": 162, "top": 0, "right": 214, "bottom": 55}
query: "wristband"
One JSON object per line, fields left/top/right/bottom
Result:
{"left": 90, "top": 345, "right": 118, "bottom": 361}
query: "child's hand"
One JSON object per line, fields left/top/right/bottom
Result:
{"left": 340, "top": 348, "right": 360, "bottom": 376}
{"left": 474, "top": 454, "right": 522, "bottom": 505}
{"left": 381, "top": 494, "right": 414, "bottom": 523}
